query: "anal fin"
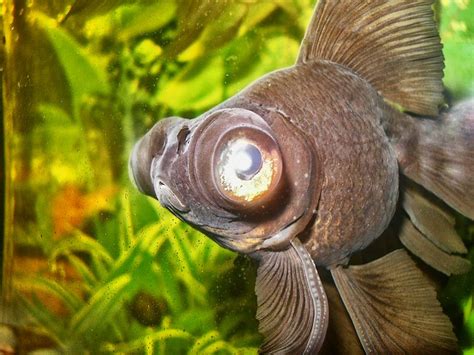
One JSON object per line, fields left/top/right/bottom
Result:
{"left": 403, "top": 181, "right": 468, "bottom": 254}
{"left": 400, "top": 217, "right": 471, "bottom": 276}
{"left": 331, "top": 250, "right": 458, "bottom": 354}
{"left": 254, "top": 239, "right": 329, "bottom": 354}
{"left": 320, "top": 282, "right": 364, "bottom": 355}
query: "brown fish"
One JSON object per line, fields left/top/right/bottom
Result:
{"left": 130, "top": 0, "right": 473, "bottom": 353}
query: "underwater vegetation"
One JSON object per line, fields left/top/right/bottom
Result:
{"left": 1, "top": 0, "right": 473, "bottom": 353}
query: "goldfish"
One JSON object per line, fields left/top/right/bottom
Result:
{"left": 129, "top": 0, "right": 473, "bottom": 353}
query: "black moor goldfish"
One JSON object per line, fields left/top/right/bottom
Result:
{"left": 130, "top": 0, "right": 473, "bottom": 353}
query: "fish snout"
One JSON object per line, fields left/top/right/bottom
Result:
{"left": 129, "top": 117, "right": 178, "bottom": 198}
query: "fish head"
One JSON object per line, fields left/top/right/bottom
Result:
{"left": 130, "top": 107, "right": 320, "bottom": 254}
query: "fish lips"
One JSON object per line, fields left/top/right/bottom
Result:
{"left": 151, "top": 161, "right": 190, "bottom": 215}
{"left": 129, "top": 117, "right": 175, "bottom": 197}
{"left": 129, "top": 116, "right": 192, "bottom": 214}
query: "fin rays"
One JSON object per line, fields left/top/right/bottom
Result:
{"left": 298, "top": 0, "right": 444, "bottom": 116}
{"left": 400, "top": 102, "right": 474, "bottom": 219}
{"left": 400, "top": 217, "right": 471, "bottom": 275}
{"left": 400, "top": 180, "right": 471, "bottom": 275}
{"left": 332, "top": 250, "right": 458, "bottom": 354}
{"left": 255, "top": 240, "right": 328, "bottom": 354}
{"left": 403, "top": 182, "right": 467, "bottom": 254}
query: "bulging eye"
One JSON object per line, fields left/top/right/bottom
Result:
{"left": 217, "top": 139, "right": 273, "bottom": 202}
{"left": 211, "top": 126, "right": 284, "bottom": 213}
{"left": 212, "top": 124, "right": 284, "bottom": 211}
{"left": 229, "top": 142, "right": 263, "bottom": 181}
{"left": 189, "top": 109, "right": 285, "bottom": 214}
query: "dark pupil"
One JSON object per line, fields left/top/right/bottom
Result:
{"left": 234, "top": 143, "right": 263, "bottom": 180}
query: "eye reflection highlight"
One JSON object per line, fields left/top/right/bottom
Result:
{"left": 231, "top": 143, "right": 263, "bottom": 181}
{"left": 217, "top": 139, "right": 274, "bottom": 202}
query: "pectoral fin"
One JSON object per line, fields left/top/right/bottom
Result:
{"left": 298, "top": 0, "right": 443, "bottom": 116}
{"left": 321, "top": 283, "right": 364, "bottom": 355}
{"left": 254, "top": 239, "right": 329, "bottom": 354}
{"left": 331, "top": 250, "right": 458, "bottom": 354}
{"left": 399, "top": 217, "right": 471, "bottom": 276}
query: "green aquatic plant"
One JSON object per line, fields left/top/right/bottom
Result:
{"left": 3, "top": 1, "right": 312, "bottom": 352}
{"left": 18, "top": 190, "right": 260, "bottom": 353}
{"left": 1, "top": 0, "right": 473, "bottom": 353}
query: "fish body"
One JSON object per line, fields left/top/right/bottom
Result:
{"left": 219, "top": 62, "right": 399, "bottom": 266}
{"left": 130, "top": 0, "right": 473, "bottom": 353}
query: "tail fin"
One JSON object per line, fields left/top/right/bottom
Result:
{"left": 395, "top": 99, "right": 474, "bottom": 219}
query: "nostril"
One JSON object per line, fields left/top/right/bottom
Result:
{"left": 177, "top": 126, "right": 191, "bottom": 154}
{"left": 131, "top": 116, "right": 185, "bottom": 198}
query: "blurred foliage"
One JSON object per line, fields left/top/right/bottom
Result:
{"left": 17, "top": 191, "right": 260, "bottom": 353}
{"left": 2, "top": 0, "right": 473, "bottom": 353}
{"left": 439, "top": 2, "right": 474, "bottom": 353}
{"left": 4, "top": 0, "right": 313, "bottom": 353}
{"left": 440, "top": 0, "right": 474, "bottom": 98}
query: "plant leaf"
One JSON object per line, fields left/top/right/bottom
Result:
{"left": 156, "top": 55, "right": 224, "bottom": 112}
{"left": 62, "top": 0, "right": 133, "bottom": 21}
{"left": 102, "top": 328, "right": 194, "bottom": 353}
{"left": 69, "top": 274, "right": 133, "bottom": 339}
{"left": 178, "top": 3, "right": 247, "bottom": 62}
{"left": 15, "top": 276, "right": 83, "bottom": 312}
{"left": 104, "top": 223, "right": 165, "bottom": 284}
{"left": 19, "top": 296, "right": 67, "bottom": 345}
{"left": 37, "top": 104, "right": 73, "bottom": 125}
{"left": 50, "top": 231, "right": 114, "bottom": 267}
{"left": 440, "top": 0, "right": 474, "bottom": 98}
{"left": 65, "top": 253, "right": 98, "bottom": 289}
{"left": 118, "top": 2, "right": 177, "bottom": 40}
{"left": 36, "top": 13, "right": 110, "bottom": 118}
{"left": 238, "top": 2, "right": 278, "bottom": 37}
{"left": 226, "top": 34, "right": 300, "bottom": 96}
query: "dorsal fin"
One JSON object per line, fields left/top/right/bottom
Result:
{"left": 298, "top": 0, "right": 444, "bottom": 116}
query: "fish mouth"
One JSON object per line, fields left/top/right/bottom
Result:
{"left": 129, "top": 117, "right": 181, "bottom": 198}
{"left": 154, "top": 177, "right": 190, "bottom": 214}
{"left": 129, "top": 139, "right": 156, "bottom": 196}
{"left": 149, "top": 121, "right": 192, "bottom": 215}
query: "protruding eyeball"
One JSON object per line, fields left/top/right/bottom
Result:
{"left": 190, "top": 109, "right": 285, "bottom": 214}
{"left": 215, "top": 135, "right": 279, "bottom": 204}
{"left": 228, "top": 141, "right": 263, "bottom": 181}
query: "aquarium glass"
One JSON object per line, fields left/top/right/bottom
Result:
{"left": 1, "top": 0, "right": 473, "bottom": 353}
